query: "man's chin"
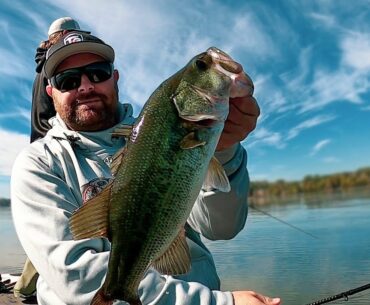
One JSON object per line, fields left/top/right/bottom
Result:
{"left": 74, "top": 111, "right": 116, "bottom": 131}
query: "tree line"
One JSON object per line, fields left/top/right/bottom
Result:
{"left": 250, "top": 166, "right": 370, "bottom": 198}
{"left": 1, "top": 167, "right": 370, "bottom": 205}
{"left": 0, "top": 198, "right": 11, "bottom": 207}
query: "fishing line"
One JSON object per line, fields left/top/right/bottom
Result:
{"left": 249, "top": 204, "right": 319, "bottom": 239}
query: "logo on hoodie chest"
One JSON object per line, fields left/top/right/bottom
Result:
{"left": 81, "top": 177, "right": 112, "bottom": 203}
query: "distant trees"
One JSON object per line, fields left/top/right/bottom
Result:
{"left": 0, "top": 198, "right": 11, "bottom": 207}
{"left": 250, "top": 167, "right": 370, "bottom": 199}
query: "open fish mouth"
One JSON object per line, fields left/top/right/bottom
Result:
{"left": 207, "top": 47, "right": 254, "bottom": 97}
{"left": 207, "top": 47, "right": 243, "bottom": 74}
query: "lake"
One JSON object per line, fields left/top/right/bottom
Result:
{"left": 1, "top": 196, "right": 370, "bottom": 304}
{"left": 206, "top": 196, "right": 370, "bottom": 305}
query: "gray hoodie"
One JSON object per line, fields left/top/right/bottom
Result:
{"left": 11, "top": 103, "right": 249, "bottom": 305}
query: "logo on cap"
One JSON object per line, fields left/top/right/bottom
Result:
{"left": 64, "top": 33, "right": 83, "bottom": 45}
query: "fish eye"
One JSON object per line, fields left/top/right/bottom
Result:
{"left": 195, "top": 59, "right": 208, "bottom": 71}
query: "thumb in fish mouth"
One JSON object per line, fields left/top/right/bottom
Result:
{"left": 229, "top": 72, "right": 254, "bottom": 98}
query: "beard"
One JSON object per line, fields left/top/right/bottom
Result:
{"left": 54, "top": 90, "right": 120, "bottom": 131}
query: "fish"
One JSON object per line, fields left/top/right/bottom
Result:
{"left": 69, "top": 47, "right": 253, "bottom": 305}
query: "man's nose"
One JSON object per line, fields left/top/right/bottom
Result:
{"left": 78, "top": 74, "right": 94, "bottom": 92}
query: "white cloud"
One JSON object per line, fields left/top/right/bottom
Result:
{"left": 0, "top": 47, "right": 30, "bottom": 78}
{"left": 310, "top": 139, "right": 331, "bottom": 156}
{"left": 0, "top": 129, "right": 29, "bottom": 176}
{"left": 245, "top": 127, "right": 284, "bottom": 149}
{"left": 341, "top": 32, "right": 370, "bottom": 71}
{"left": 298, "top": 68, "right": 367, "bottom": 113}
{"left": 287, "top": 115, "right": 336, "bottom": 140}
{"left": 308, "top": 12, "right": 336, "bottom": 28}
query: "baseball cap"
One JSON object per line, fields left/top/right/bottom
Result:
{"left": 43, "top": 31, "right": 115, "bottom": 79}
{"left": 48, "top": 17, "right": 90, "bottom": 36}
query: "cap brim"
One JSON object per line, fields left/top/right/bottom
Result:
{"left": 44, "top": 42, "right": 114, "bottom": 78}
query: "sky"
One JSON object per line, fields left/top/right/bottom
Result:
{"left": 0, "top": 0, "right": 370, "bottom": 198}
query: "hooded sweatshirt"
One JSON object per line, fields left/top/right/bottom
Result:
{"left": 11, "top": 103, "right": 249, "bottom": 305}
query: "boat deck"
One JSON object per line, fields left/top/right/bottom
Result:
{"left": 0, "top": 293, "right": 37, "bottom": 304}
{"left": 0, "top": 274, "right": 37, "bottom": 305}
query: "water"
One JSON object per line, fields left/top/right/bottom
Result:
{"left": 1, "top": 197, "right": 370, "bottom": 304}
{"left": 0, "top": 206, "right": 26, "bottom": 274}
{"left": 205, "top": 197, "right": 370, "bottom": 304}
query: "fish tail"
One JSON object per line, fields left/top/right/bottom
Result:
{"left": 90, "top": 288, "right": 114, "bottom": 305}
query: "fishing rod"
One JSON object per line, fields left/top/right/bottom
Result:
{"left": 249, "top": 204, "right": 319, "bottom": 239}
{"left": 305, "top": 283, "right": 370, "bottom": 304}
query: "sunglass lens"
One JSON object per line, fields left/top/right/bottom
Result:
{"left": 55, "top": 72, "right": 81, "bottom": 92}
{"left": 86, "top": 63, "right": 112, "bottom": 83}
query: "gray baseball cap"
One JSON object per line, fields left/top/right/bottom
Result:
{"left": 48, "top": 17, "right": 90, "bottom": 36}
{"left": 43, "top": 31, "right": 115, "bottom": 78}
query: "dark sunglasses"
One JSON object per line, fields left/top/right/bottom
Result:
{"left": 49, "top": 61, "right": 114, "bottom": 92}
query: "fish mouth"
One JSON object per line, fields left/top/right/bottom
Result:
{"left": 207, "top": 47, "right": 243, "bottom": 74}
{"left": 207, "top": 47, "right": 254, "bottom": 97}
{"left": 195, "top": 118, "right": 221, "bottom": 127}
{"left": 182, "top": 117, "right": 221, "bottom": 127}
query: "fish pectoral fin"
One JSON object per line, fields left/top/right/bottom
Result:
{"left": 110, "top": 146, "right": 127, "bottom": 177}
{"left": 180, "top": 132, "right": 206, "bottom": 149}
{"left": 111, "top": 124, "right": 133, "bottom": 138}
{"left": 151, "top": 228, "right": 191, "bottom": 275}
{"left": 203, "top": 156, "right": 231, "bottom": 192}
{"left": 69, "top": 183, "right": 112, "bottom": 241}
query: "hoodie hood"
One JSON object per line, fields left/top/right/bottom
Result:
{"left": 46, "top": 103, "right": 135, "bottom": 159}
{"left": 35, "top": 47, "right": 47, "bottom": 73}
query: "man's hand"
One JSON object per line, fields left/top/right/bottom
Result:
{"left": 216, "top": 95, "right": 260, "bottom": 151}
{"left": 232, "top": 290, "right": 281, "bottom": 305}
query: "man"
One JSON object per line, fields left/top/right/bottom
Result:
{"left": 12, "top": 31, "right": 280, "bottom": 305}
{"left": 31, "top": 17, "right": 90, "bottom": 143}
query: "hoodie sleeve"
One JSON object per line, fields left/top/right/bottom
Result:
{"left": 11, "top": 145, "right": 110, "bottom": 305}
{"left": 138, "top": 269, "right": 234, "bottom": 305}
{"left": 187, "top": 143, "right": 249, "bottom": 240}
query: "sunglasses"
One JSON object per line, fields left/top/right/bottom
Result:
{"left": 49, "top": 61, "right": 114, "bottom": 92}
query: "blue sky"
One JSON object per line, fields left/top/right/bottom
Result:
{"left": 1, "top": 0, "right": 370, "bottom": 198}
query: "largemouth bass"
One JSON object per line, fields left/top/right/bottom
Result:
{"left": 69, "top": 47, "right": 253, "bottom": 305}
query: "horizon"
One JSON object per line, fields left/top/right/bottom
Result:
{"left": 1, "top": 0, "right": 370, "bottom": 198}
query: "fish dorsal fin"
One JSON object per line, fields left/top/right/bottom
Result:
{"left": 203, "top": 156, "right": 231, "bottom": 192}
{"left": 69, "top": 183, "right": 112, "bottom": 241}
{"left": 110, "top": 146, "right": 127, "bottom": 177}
{"left": 151, "top": 228, "right": 191, "bottom": 275}
{"left": 180, "top": 132, "right": 206, "bottom": 149}
{"left": 111, "top": 124, "right": 133, "bottom": 138}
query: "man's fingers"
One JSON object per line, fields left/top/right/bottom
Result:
{"left": 230, "top": 95, "right": 260, "bottom": 117}
{"left": 224, "top": 106, "right": 257, "bottom": 138}
{"left": 255, "top": 292, "right": 281, "bottom": 305}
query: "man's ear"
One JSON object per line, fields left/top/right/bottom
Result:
{"left": 113, "top": 69, "right": 119, "bottom": 82}
{"left": 46, "top": 85, "right": 53, "bottom": 97}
